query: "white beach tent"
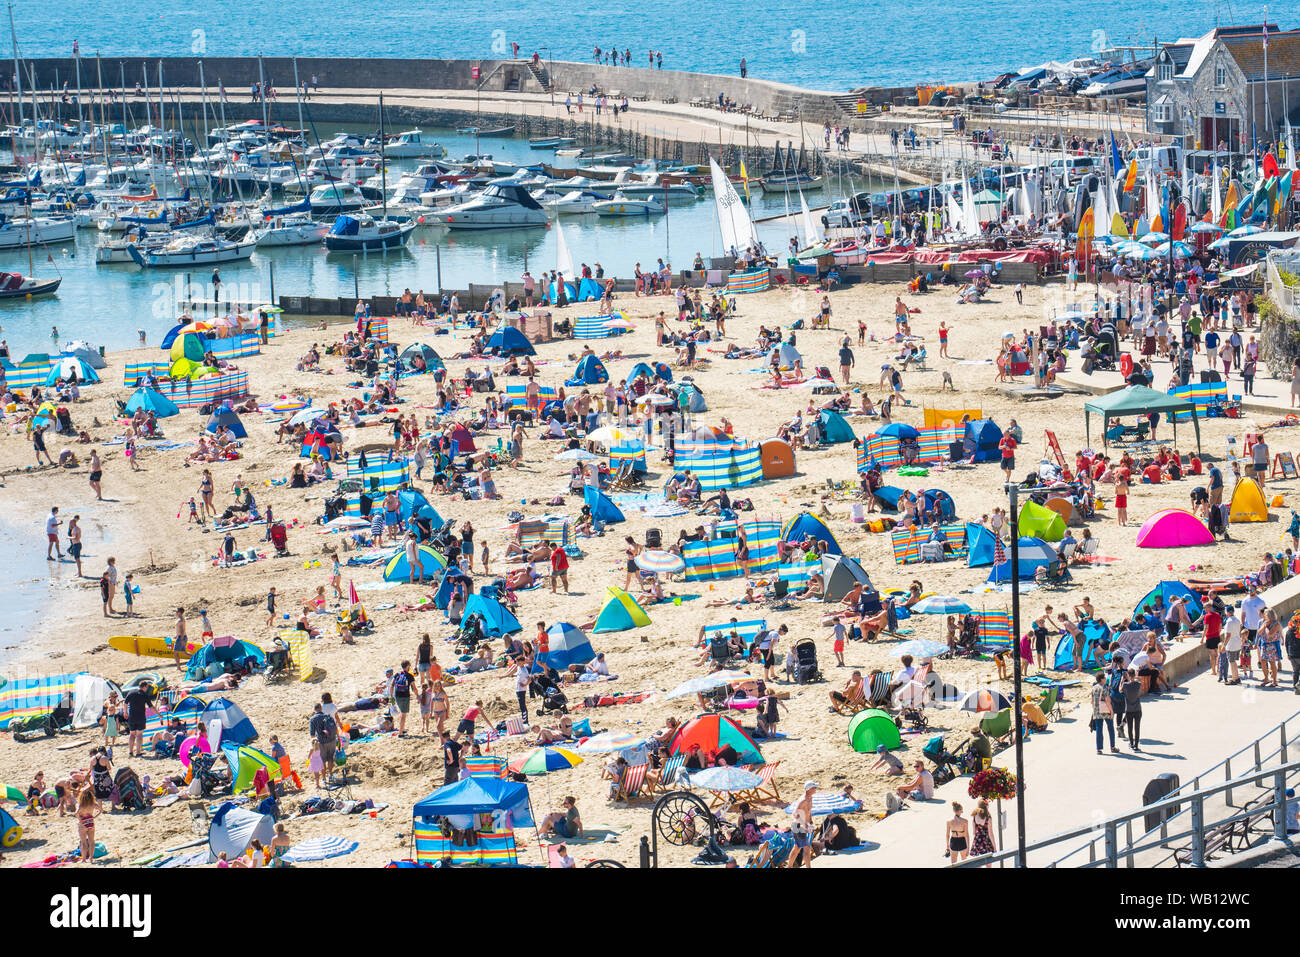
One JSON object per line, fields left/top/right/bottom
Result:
{"left": 73, "top": 674, "right": 122, "bottom": 728}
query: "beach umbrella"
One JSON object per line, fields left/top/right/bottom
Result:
{"left": 1226, "top": 224, "right": 1262, "bottom": 237}
{"left": 1188, "top": 222, "right": 1222, "bottom": 234}
{"left": 665, "top": 670, "right": 753, "bottom": 699}
{"left": 964, "top": 269, "right": 985, "bottom": 278}
{"left": 287, "top": 408, "right": 322, "bottom": 427}
{"left": 576, "top": 731, "right": 645, "bottom": 753}
{"left": 895, "top": 639, "right": 950, "bottom": 658}
{"left": 783, "top": 792, "right": 864, "bottom": 816}
{"left": 1, "top": 784, "right": 24, "bottom": 801}
{"left": 804, "top": 377, "right": 838, "bottom": 389}
{"left": 690, "top": 766, "right": 761, "bottom": 792}
{"left": 635, "top": 549, "right": 686, "bottom": 574}
{"left": 508, "top": 746, "right": 585, "bottom": 776}
{"left": 910, "top": 595, "right": 972, "bottom": 615}
{"left": 957, "top": 688, "right": 1012, "bottom": 713}
{"left": 1207, "top": 236, "right": 1230, "bottom": 251}
{"left": 647, "top": 503, "right": 688, "bottom": 518}
{"left": 280, "top": 836, "right": 359, "bottom": 863}
{"left": 605, "top": 317, "right": 636, "bottom": 330}
{"left": 587, "top": 425, "right": 636, "bottom": 445}
{"left": 1137, "top": 231, "right": 1168, "bottom": 245}
{"left": 875, "top": 423, "right": 919, "bottom": 439}
{"left": 639, "top": 393, "right": 675, "bottom": 407}
{"left": 323, "top": 516, "right": 370, "bottom": 529}
{"left": 554, "top": 448, "right": 602, "bottom": 462}
{"left": 177, "top": 321, "right": 215, "bottom": 334}
{"left": 1154, "top": 241, "right": 1194, "bottom": 258}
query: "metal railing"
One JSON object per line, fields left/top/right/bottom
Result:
{"left": 954, "top": 758, "right": 1300, "bottom": 868}
{"left": 1040, "top": 711, "right": 1300, "bottom": 867}
{"left": 1265, "top": 252, "right": 1300, "bottom": 318}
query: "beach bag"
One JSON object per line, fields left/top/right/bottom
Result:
{"left": 392, "top": 671, "right": 411, "bottom": 696}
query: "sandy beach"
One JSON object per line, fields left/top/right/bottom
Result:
{"left": 0, "top": 274, "right": 1290, "bottom": 869}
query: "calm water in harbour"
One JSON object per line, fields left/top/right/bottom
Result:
{"left": 6, "top": 0, "right": 1275, "bottom": 89}
{"left": 0, "top": 126, "right": 885, "bottom": 354}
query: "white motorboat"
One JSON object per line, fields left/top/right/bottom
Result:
{"left": 368, "top": 129, "right": 445, "bottom": 159}
{"left": 255, "top": 212, "right": 329, "bottom": 247}
{"left": 608, "top": 172, "right": 704, "bottom": 202}
{"left": 95, "top": 231, "right": 170, "bottom": 262}
{"left": 0, "top": 214, "right": 77, "bottom": 248}
{"left": 538, "top": 188, "right": 607, "bottom": 214}
{"left": 432, "top": 183, "right": 549, "bottom": 229}
{"left": 308, "top": 181, "right": 372, "bottom": 214}
{"left": 592, "top": 193, "right": 666, "bottom": 217}
{"left": 126, "top": 235, "right": 257, "bottom": 267}
{"left": 418, "top": 182, "right": 474, "bottom": 209}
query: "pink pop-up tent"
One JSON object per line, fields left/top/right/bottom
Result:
{"left": 1135, "top": 508, "right": 1214, "bottom": 548}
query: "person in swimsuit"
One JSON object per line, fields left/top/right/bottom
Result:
{"left": 76, "top": 786, "right": 103, "bottom": 862}
{"left": 173, "top": 607, "right": 188, "bottom": 671}
{"left": 270, "top": 822, "right": 292, "bottom": 867}
{"left": 971, "top": 799, "right": 996, "bottom": 863}
{"left": 1114, "top": 475, "right": 1129, "bottom": 527}
{"left": 88, "top": 449, "right": 103, "bottom": 500}
{"left": 623, "top": 537, "right": 642, "bottom": 590}
{"left": 947, "top": 801, "right": 970, "bottom": 863}
{"left": 788, "top": 781, "right": 818, "bottom": 868}
{"left": 429, "top": 681, "right": 450, "bottom": 736}
{"left": 67, "top": 514, "right": 83, "bottom": 577}
{"left": 199, "top": 469, "right": 215, "bottom": 519}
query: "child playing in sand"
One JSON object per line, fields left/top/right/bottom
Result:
{"left": 187, "top": 497, "right": 199, "bottom": 523}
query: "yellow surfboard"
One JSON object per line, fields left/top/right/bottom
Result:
{"left": 108, "top": 636, "right": 201, "bottom": 660}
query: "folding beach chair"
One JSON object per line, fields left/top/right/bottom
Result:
{"left": 612, "top": 763, "right": 648, "bottom": 801}
{"left": 647, "top": 754, "right": 685, "bottom": 795}
{"left": 735, "top": 761, "right": 782, "bottom": 804}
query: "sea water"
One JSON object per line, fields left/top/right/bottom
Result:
{"left": 5, "top": 0, "right": 1272, "bottom": 90}
{"left": 0, "top": 125, "right": 886, "bottom": 354}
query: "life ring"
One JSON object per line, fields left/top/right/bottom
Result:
{"left": 1, "top": 822, "right": 21, "bottom": 847}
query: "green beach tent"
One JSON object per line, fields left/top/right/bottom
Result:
{"left": 1017, "top": 500, "right": 1066, "bottom": 542}
{"left": 847, "top": 708, "right": 902, "bottom": 754}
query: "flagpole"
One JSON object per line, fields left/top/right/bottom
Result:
{"left": 1263, "top": 14, "right": 1271, "bottom": 148}
{"left": 1005, "top": 483, "right": 1027, "bottom": 868}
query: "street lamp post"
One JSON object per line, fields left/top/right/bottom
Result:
{"left": 1004, "top": 482, "right": 1028, "bottom": 868}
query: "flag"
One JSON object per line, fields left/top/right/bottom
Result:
{"left": 349, "top": 579, "right": 359, "bottom": 606}
{"left": 1263, "top": 21, "right": 1268, "bottom": 49}
{"left": 1111, "top": 134, "right": 1124, "bottom": 177}
{"left": 739, "top": 160, "right": 751, "bottom": 203}
{"left": 1124, "top": 159, "right": 1137, "bottom": 193}
{"left": 993, "top": 536, "right": 1006, "bottom": 567}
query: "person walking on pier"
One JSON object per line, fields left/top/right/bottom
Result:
{"left": 739, "top": 57, "right": 747, "bottom": 78}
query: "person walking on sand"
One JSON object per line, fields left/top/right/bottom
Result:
{"left": 788, "top": 781, "right": 816, "bottom": 868}
{"left": 67, "top": 514, "right": 83, "bottom": 576}
{"left": 838, "top": 339, "right": 855, "bottom": 385}
{"left": 104, "top": 557, "right": 119, "bottom": 615}
{"left": 45, "top": 506, "right": 63, "bottom": 560}
{"left": 1114, "top": 471, "right": 1129, "bottom": 526}
{"left": 88, "top": 448, "right": 103, "bottom": 500}
{"left": 173, "top": 607, "right": 188, "bottom": 670}
{"left": 947, "top": 802, "right": 970, "bottom": 863}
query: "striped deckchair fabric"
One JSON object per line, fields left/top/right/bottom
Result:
{"left": 1, "top": 361, "right": 53, "bottom": 389}
{"left": 860, "top": 427, "right": 962, "bottom": 470}
{"left": 462, "top": 755, "right": 509, "bottom": 779}
{"left": 503, "top": 383, "right": 560, "bottom": 407}
{"left": 1166, "top": 382, "right": 1227, "bottom": 420}
{"left": 682, "top": 538, "right": 742, "bottom": 582}
{"left": 726, "top": 267, "right": 771, "bottom": 295}
{"left": 358, "top": 316, "right": 390, "bottom": 342}
{"left": 868, "top": 671, "right": 894, "bottom": 706}
{"left": 610, "top": 442, "right": 648, "bottom": 473}
{"left": 0, "top": 672, "right": 81, "bottom": 728}
{"left": 737, "top": 519, "right": 780, "bottom": 573}
{"left": 676, "top": 444, "right": 763, "bottom": 490}
{"left": 573, "top": 315, "right": 612, "bottom": 339}
{"left": 285, "top": 630, "right": 314, "bottom": 681}
{"left": 889, "top": 524, "right": 969, "bottom": 564}
{"left": 156, "top": 370, "right": 249, "bottom": 408}
{"left": 412, "top": 825, "right": 518, "bottom": 866}
{"left": 123, "top": 362, "right": 171, "bottom": 387}
{"left": 778, "top": 557, "right": 820, "bottom": 587}
{"left": 345, "top": 457, "right": 410, "bottom": 492}
{"left": 206, "top": 333, "right": 262, "bottom": 361}
{"left": 700, "top": 619, "right": 767, "bottom": 649}
{"left": 973, "top": 610, "right": 1014, "bottom": 648}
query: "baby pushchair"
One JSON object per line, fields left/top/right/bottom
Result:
{"left": 529, "top": 673, "right": 569, "bottom": 716}
{"left": 789, "top": 638, "right": 822, "bottom": 684}
{"left": 922, "top": 734, "right": 972, "bottom": 785}
{"left": 269, "top": 522, "right": 289, "bottom": 556}
{"left": 189, "top": 751, "right": 227, "bottom": 798}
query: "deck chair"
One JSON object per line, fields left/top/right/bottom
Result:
{"left": 979, "top": 708, "right": 1014, "bottom": 746}
{"left": 868, "top": 671, "right": 895, "bottom": 708}
{"left": 612, "top": 763, "right": 648, "bottom": 801}
{"left": 735, "top": 761, "right": 782, "bottom": 804}
{"left": 1077, "top": 537, "right": 1100, "bottom": 562}
{"left": 648, "top": 753, "right": 685, "bottom": 795}
{"left": 830, "top": 679, "right": 868, "bottom": 715}
{"left": 1039, "top": 686, "right": 1062, "bottom": 721}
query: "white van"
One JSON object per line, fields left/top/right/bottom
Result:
{"left": 1129, "top": 144, "right": 1183, "bottom": 176}
{"left": 1048, "top": 155, "right": 1101, "bottom": 179}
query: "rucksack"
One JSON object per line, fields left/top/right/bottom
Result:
{"left": 392, "top": 671, "right": 411, "bottom": 696}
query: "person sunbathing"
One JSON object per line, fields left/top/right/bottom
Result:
{"left": 638, "top": 572, "right": 664, "bottom": 602}
{"left": 792, "top": 576, "right": 823, "bottom": 600}
{"left": 506, "top": 564, "right": 539, "bottom": 590}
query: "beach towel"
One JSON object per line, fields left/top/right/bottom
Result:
{"left": 280, "top": 836, "right": 359, "bottom": 862}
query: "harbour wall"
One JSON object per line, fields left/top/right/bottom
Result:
{"left": 20, "top": 56, "right": 917, "bottom": 125}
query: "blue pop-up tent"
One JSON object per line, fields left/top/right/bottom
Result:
{"left": 1133, "top": 580, "right": 1204, "bottom": 619}
{"left": 125, "top": 387, "right": 180, "bottom": 418}
{"left": 965, "top": 523, "right": 998, "bottom": 567}
{"left": 583, "top": 485, "right": 625, "bottom": 524}
{"left": 201, "top": 697, "right": 258, "bottom": 744}
{"left": 628, "top": 361, "right": 672, "bottom": 383}
{"left": 1053, "top": 619, "right": 1112, "bottom": 670}
{"left": 398, "top": 488, "right": 443, "bottom": 526}
{"left": 186, "top": 640, "right": 266, "bottom": 680}
{"left": 818, "top": 410, "right": 856, "bottom": 444}
{"left": 412, "top": 776, "right": 535, "bottom": 828}
{"left": 384, "top": 545, "right": 449, "bottom": 582}
{"left": 433, "top": 567, "right": 472, "bottom": 610}
{"left": 780, "top": 511, "right": 841, "bottom": 555}
{"left": 537, "top": 622, "right": 595, "bottom": 670}
{"left": 205, "top": 408, "right": 247, "bottom": 438}
{"left": 485, "top": 325, "right": 536, "bottom": 357}
{"left": 964, "top": 419, "right": 1003, "bottom": 462}
{"left": 207, "top": 802, "right": 274, "bottom": 863}
{"left": 463, "top": 592, "right": 522, "bottom": 636}
{"left": 987, "top": 537, "right": 1058, "bottom": 582}
{"left": 566, "top": 354, "right": 609, "bottom": 386}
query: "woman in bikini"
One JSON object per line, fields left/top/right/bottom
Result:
{"left": 946, "top": 801, "right": 970, "bottom": 864}
{"left": 429, "top": 681, "right": 450, "bottom": 736}
{"left": 199, "top": 469, "right": 215, "bottom": 519}
{"left": 623, "top": 537, "right": 642, "bottom": 591}
{"left": 76, "top": 785, "right": 103, "bottom": 862}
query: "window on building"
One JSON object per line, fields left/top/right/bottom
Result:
{"left": 1158, "top": 60, "right": 1174, "bottom": 82}
{"left": 1155, "top": 102, "right": 1173, "bottom": 123}
{"left": 1215, "top": 65, "right": 1227, "bottom": 87}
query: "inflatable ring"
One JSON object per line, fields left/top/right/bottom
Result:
{"left": 2, "top": 823, "right": 21, "bottom": 847}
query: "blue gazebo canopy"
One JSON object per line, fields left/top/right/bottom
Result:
{"left": 412, "top": 776, "right": 534, "bottom": 827}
